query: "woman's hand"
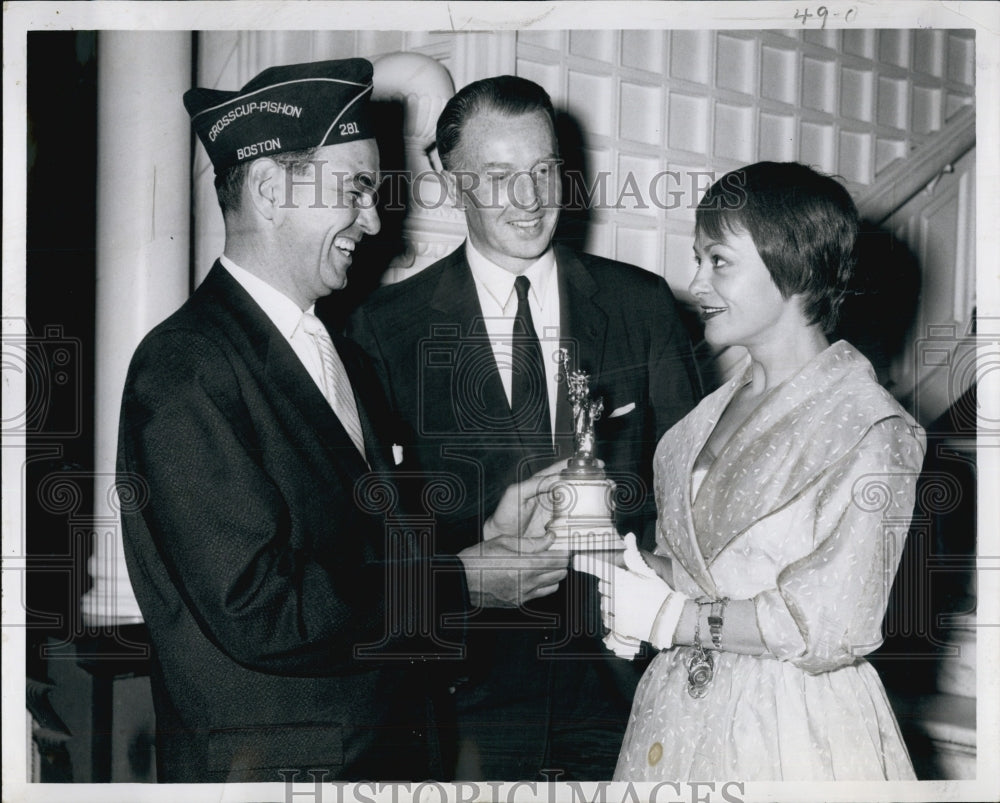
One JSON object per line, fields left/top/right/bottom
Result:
{"left": 575, "top": 534, "right": 687, "bottom": 652}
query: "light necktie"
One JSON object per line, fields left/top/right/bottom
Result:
{"left": 300, "top": 312, "right": 368, "bottom": 462}
{"left": 511, "top": 275, "right": 552, "bottom": 442}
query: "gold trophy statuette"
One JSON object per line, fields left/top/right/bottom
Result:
{"left": 546, "top": 350, "right": 624, "bottom": 552}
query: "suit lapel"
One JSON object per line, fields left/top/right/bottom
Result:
{"left": 555, "top": 246, "right": 608, "bottom": 385}
{"left": 428, "top": 246, "right": 519, "bottom": 440}
{"left": 428, "top": 246, "right": 567, "bottom": 480}
{"left": 427, "top": 246, "right": 616, "bottom": 470}
{"left": 202, "top": 263, "right": 371, "bottom": 483}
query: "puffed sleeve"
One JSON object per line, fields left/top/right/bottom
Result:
{"left": 753, "top": 417, "right": 925, "bottom": 673}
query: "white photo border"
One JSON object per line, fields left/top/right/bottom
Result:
{"left": 3, "top": 2, "right": 998, "bottom": 802}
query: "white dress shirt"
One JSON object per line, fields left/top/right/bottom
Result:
{"left": 219, "top": 255, "right": 329, "bottom": 401}
{"left": 466, "top": 240, "right": 561, "bottom": 439}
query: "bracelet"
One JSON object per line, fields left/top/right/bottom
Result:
{"left": 708, "top": 598, "right": 728, "bottom": 651}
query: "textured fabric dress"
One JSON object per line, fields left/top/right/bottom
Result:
{"left": 614, "top": 341, "right": 925, "bottom": 781}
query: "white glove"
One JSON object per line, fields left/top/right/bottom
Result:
{"left": 576, "top": 534, "right": 688, "bottom": 653}
{"left": 574, "top": 542, "right": 645, "bottom": 659}
{"left": 602, "top": 631, "right": 644, "bottom": 659}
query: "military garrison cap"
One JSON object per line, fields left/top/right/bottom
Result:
{"left": 184, "top": 58, "right": 375, "bottom": 173}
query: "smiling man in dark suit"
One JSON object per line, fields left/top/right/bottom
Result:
{"left": 117, "top": 59, "right": 569, "bottom": 784}
{"left": 349, "top": 75, "right": 700, "bottom": 780}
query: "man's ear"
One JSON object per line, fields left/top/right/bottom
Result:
{"left": 245, "top": 158, "right": 285, "bottom": 222}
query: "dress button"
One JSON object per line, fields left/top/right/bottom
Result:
{"left": 648, "top": 742, "right": 663, "bottom": 766}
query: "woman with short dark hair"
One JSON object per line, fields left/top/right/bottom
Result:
{"left": 597, "top": 162, "right": 923, "bottom": 780}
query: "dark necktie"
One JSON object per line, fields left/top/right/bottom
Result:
{"left": 511, "top": 275, "right": 552, "bottom": 442}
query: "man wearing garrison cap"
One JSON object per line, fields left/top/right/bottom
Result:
{"left": 117, "top": 59, "right": 568, "bottom": 783}
{"left": 350, "top": 76, "right": 701, "bottom": 780}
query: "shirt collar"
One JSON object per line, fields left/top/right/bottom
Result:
{"left": 220, "top": 255, "right": 312, "bottom": 340}
{"left": 466, "top": 239, "right": 557, "bottom": 312}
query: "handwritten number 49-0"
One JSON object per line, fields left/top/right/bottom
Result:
{"left": 794, "top": 6, "right": 857, "bottom": 28}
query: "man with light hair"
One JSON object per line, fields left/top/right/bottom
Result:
{"left": 350, "top": 74, "right": 700, "bottom": 780}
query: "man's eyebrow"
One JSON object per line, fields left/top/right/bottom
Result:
{"left": 480, "top": 155, "right": 560, "bottom": 171}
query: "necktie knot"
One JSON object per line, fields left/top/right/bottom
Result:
{"left": 300, "top": 311, "right": 327, "bottom": 338}
{"left": 514, "top": 275, "right": 531, "bottom": 304}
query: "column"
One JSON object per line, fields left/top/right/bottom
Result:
{"left": 81, "top": 32, "right": 191, "bottom": 626}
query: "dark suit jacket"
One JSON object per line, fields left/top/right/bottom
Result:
{"left": 118, "top": 263, "right": 469, "bottom": 783}
{"left": 348, "top": 244, "right": 699, "bottom": 778}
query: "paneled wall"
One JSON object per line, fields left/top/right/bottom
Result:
{"left": 191, "top": 27, "right": 976, "bottom": 411}
{"left": 514, "top": 29, "right": 975, "bottom": 299}
{"left": 193, "top": 29, "right": 976, "bottom": 340}
{"left": 884, "top": 146, "right": 976, "bottom": 413}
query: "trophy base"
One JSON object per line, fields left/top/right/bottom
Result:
{"left": 547, "top": 516, "right": 625, "bottom": 552}
{"left": 546, "top": 470, "right": 624, "bottom": 552}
